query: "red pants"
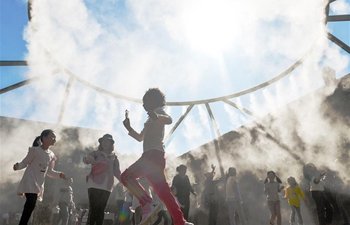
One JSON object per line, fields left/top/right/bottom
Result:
{"left": 120, "top": 150, "right": 185, "bottom": 225}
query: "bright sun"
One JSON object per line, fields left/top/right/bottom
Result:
{"left": 181, "top": 0, "right": 242, "bottom": 55}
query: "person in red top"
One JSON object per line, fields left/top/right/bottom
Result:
{"left": 121, "top": 88, "right": 193, "bottom": 225}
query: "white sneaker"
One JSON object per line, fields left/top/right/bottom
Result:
{"left": 139, "top": 201, "right": 162, "bottom": 225}
{"left": 184, "top": 222, "right": 194, "bottom": 225}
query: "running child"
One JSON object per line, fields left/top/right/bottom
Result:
{"left": 121, "top": 88, "right": 193, "bottom": 225}
{"left": 284, "top": 176, "right": 306, "bottom": 225}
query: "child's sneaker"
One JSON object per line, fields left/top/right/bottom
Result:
{"left": 139, "top": 201, "right": 161, "bottom": 225}
{"left": 184, "top": 222, "right": 194, "bottom": 225}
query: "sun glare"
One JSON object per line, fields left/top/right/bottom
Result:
{"left": 181, "top": 0, "right": 241, "bottom": 56}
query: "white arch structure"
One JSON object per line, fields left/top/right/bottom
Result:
{"left": 1, "top": 0, "right": 349, "bottom": 147}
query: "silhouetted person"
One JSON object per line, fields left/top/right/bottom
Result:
{"left": 303, "top": 163, "right": 333, "bottom": 225}
{"left": 226, "top": 167, "right": 246, "bottom": 225}
{"left": 172, "top": 165, "right": 197, "bottom": 221}
{"left": 201, "top": 165, "right": 220, "bottom": 225}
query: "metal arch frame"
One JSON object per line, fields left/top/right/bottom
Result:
{"left": 1, "top": 0, "right": 349, "bottom": 146}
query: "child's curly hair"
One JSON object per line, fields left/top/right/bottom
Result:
{"left": 143, "top": 88, "right": 166, "bottom": 107}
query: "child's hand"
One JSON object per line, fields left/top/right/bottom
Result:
{"left": 147, "top": 111, "right": 159, "bottom": 121}
{"left": 13, "top": 163, "right": 19, "bottom": 171}
{"left": 181, "top": 204, "right": 185, "bottom": 208}
{"left": 60, "top": 173, "right": 66, "bottom": 179}
{"left": 123, "top": 118, "right": 131, "bottom": 130}
{"left": 85, "top": 155, "right": 95, "bottom": 164}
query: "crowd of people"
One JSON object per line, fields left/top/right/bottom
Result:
{"left": 11, "top": 88, "right": 350, "bottom": 225}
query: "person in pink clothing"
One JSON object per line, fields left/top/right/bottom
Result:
{"left": 13, "top": 129, "right": 66, "bottom": 225}
{"left": 121, "top": 88, "right": 193, "bottom": 225}
{"left": 83, "top": 134, "right": 121, "bottom": 225}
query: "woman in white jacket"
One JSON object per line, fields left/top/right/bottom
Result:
{"left": 13, "top": 129, "right": 66, "bottom": 225}
{"left": 83, "top": 133, "right": 121, "bottom": 225}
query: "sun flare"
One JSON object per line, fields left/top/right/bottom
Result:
{"left": 181, "top": 0, "right": 242, "bottom": 55}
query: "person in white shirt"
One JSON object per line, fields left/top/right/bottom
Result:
{"left": 226, "top": 167, "right": 246, "bottom": 225}
{"left": 13, "top": 129, "right": 66, "bottom": 225}
{"left": 264, "top": 171, "right": 284, "bottom": 225}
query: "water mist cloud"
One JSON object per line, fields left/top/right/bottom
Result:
{"left": 1, "top": 2, "right": 349, "bottom": 218}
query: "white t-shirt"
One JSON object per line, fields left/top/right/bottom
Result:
{"left": 129, "top": 107, "right": 171, "bottom": 152}
{"left": 264, "top": 181, "right": 281, "bottom": 201}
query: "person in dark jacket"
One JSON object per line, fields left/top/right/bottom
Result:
{"left": 172, "top": 165, "right": 197, "bottom": 221}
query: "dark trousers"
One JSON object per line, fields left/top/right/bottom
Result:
{"left": 336, "top": 193, "right": 350, "bottom": 224}
{"left": 312, "top": 191, "right": 333, "bottom": 225}
{"left": 177, "top": 196, "right": 190, "bottom": 221}
{"left": 208, "top": 203, "right": 218, "bottom": 225}
{"left": 19, "top": 193, "right": 37, "bottom": 225}
{"left": 58, "top": 202, "right": 70, "bottom": 225}
{"left": 87, "top": 188, "right": 111, "bottom": 225}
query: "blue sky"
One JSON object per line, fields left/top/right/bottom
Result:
{"left": 1, "top": 0, "right": 349, "bottom": 156}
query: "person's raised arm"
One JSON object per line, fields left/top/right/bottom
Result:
{"left": 148, "top": 110, "right": 172, "bottom": 125}
{"left": 123, "top": 117, "right": 145, "bottom": 142}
